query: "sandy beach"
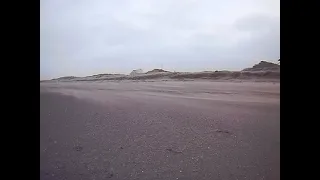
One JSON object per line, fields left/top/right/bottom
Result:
{"left": 40, "top": 80, "right": 280, "bottom": 180}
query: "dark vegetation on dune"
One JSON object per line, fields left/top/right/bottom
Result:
{"left": 146, "top": 69, "right": 170, "bottom": 74}
{"left": 242, "top": 61, "right": 280, "bottom": 72}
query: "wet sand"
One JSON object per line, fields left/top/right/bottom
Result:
{"left": 40, "top": 81, "right": 280, "bottom": 180}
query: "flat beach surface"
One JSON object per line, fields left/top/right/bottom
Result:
{"left": 40, "top": 81, "right": 280, "bottom": 180}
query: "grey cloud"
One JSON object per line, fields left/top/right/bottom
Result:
{"left": 41, "top": 0, "right": 280, "bottom": 79}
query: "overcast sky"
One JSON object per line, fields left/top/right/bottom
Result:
{"left": 40, "top": 0, "right": 279, "bottom": 79}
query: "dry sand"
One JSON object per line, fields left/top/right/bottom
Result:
{"left": 40, "top": 80, "right": 280, "bottom": 180}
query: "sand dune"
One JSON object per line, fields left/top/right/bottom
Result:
{"left": 45, "top": 61, "right": 280, "bottom": 83}
{"left": 47, "top": 71, "right": 279, "bottom": 82}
